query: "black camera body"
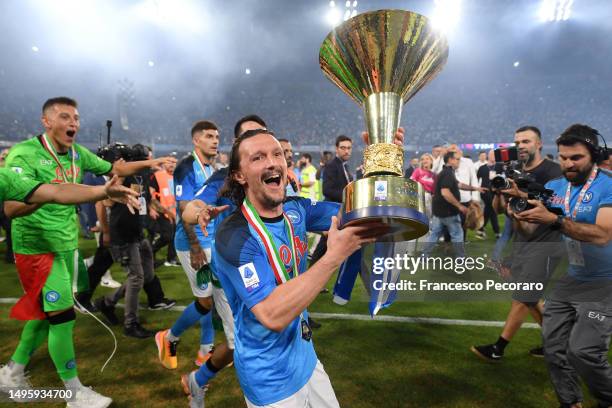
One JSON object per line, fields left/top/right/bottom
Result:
{"left": 491, "top": 146, "right": 522, "bottom": 190}
{"left": 97, "top": 142, "right": 149, "bottom": 163}
{"left": 508, "top": 182, "right": 564, "bottom": 215}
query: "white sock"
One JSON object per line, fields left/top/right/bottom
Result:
{"left": 200, "top": 344, "right": 213, "bottom": 355}
{"left": 64, "top": 376, "right": 83, "bottom": 390}
{"left": 166, "top": 330, "right": 180, "bottom": 342}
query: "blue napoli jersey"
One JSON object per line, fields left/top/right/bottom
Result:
{"left": 546, "top": 169, "right": 612, "bottom": 280}
{"left": 174, "top": 156, "right": 215, "bottom": 250}
{"left": 214, "top": 197, "right": 339, "bottom": 405}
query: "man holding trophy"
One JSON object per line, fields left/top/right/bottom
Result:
{"left": 183, "top": 9, "right": 447, "bottom": 407}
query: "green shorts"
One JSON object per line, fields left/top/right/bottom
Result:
{"left": 42, "top": 250, "right": 87, "bottom": 312}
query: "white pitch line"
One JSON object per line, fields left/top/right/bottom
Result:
{"left": 309, "top": 312, "right": 540, "bottom": 329}
{"left": 0, "top": 297, "right": 538, "bottom": 329}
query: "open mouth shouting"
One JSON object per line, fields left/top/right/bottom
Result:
{"left": 263, "top": 172, "right": 283, "bottom": 188}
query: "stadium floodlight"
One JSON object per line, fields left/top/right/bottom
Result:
{"left": 513, "top": 61, "right": 520, "bottom": 67}
{"left": 148, "top": 60, "right": 155, "bottom": 67}
{"left": 245, "top": 68, "right": 251, "bottom": 75}
{"left": 135, "top": 0, "right": 204, "bottom": 33}
{"left": 329, "top": 0, "right": 335, "bottom": 7}
{"left": 31, "top": 46, "right": 39, "bottom": 52}
{"left": 342, "top": 0, "right": 357, "bottom": 21}
{"left": 539, "top": 0, "right": 573, "bottom": 22}
{"left": 431, "top": 0, "right": 462, "bottom": 34}
{"left": 326, "top": 6, "right": 342, "bottom": 26}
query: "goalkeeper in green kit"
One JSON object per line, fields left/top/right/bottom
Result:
{"left": 0, "top": 97, "right": 175, "bottom": 408}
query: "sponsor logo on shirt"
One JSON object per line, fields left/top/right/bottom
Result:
{"left": 40, "top": 159, "right": 54, "bottom": 166}
{"left": 45, "top": 291, "right": 60, "bottom": 303}
{"left": 239, "top": 262, "right": 260, "bottom": 292}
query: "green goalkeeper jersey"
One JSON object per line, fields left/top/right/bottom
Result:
{"left": 6, "top": 135, "right": 112, "bottom": 254}
{"left": 0, "top": 168, "right": 42, "bottom": 203}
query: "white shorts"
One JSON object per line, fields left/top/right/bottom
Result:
{"left": 212, "top": 285, "right": 235, "bottom": 349}
{"left": 245, "top": 360, "right": 339, "bottom": 408}
{"left": 177, "top": 249, "right": 236, "bottom": 349}
{"left": 177, "top": 249, "right": 213, "bottom": 298}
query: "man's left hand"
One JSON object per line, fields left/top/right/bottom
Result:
{"left": 513, "top": 200, "right": 557, "bottom": 225}
{"left": 104, "top": 175, "right": 140, "bottom": 213}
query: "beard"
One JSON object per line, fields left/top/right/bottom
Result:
{"left": 563, "top": 163, "right": 594, "bottom": 185}
{"left": 262, "top": 190, "right": 286, "bottom": 209}
{"left": 521, "top": 150, "right": 536, "bottom": 166}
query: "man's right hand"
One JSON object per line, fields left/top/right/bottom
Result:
{"left": 458, "top": 205, "right": 468, "bottom": 216}
{"left": 324, "top": 216, "right": 389, "bottom": 266}
{"left": 190, "top": 244, "right": 206, "bottom": 270}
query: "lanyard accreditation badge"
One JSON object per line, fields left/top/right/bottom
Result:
{"left": 563, "top": 166, "right": 598, "bottom": 267}
{"left": 241, "top": 198, "right": 312, "bottom": 341}
{"left": 40, "top": 133, "right": 76, "bottom": 183}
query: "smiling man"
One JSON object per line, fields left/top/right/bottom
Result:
{"left": 180, "top": 128, "right": 402, "bottom": 408}
{"left": 512, "top": 124, "right": 612, "bottom": 408}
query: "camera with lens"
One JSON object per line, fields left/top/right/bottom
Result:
{"left": 508, "top": 182, "right": 564, "bottom": 215}
{"left": 97, "top": 142, "right": 149, "bottom": 163}
{"left": 490, "top": 146, "right": 520, "bottom": 190}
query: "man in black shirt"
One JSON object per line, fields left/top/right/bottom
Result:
{"left": 476, "top": 150, "right": 501, "bottom": 239}
{"left": 96, "top": 172, "right": 175, "bottom": 338}
{"left": 472, "top": 125, "right": 563, "bottom": 362}
{"left": 423, "top": 151, "right": 468, "bottom": 259}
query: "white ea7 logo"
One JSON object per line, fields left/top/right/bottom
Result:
{"left": 587, "top": 311, "right": 605, "bottom": 322}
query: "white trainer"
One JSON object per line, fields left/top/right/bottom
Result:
{"left": 100, "top": 271, "right": 121, "bottom": 289}
{"left": 66, "top": 386, "right": 112, "bottom": 408}
{"left": 0, "top": 364, "right": 33, "bottom": 402}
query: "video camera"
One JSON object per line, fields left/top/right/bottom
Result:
{"left": 508, "top": 182, "right": 563, "bottom": 215}
{"left": 491, "top": 145, "right": 563, "bottom": 215}
{"left": 491, "top": 146, "right": 522, "bottom": 190}
{"left": 97, "top": 142, "right": 149, "bottom": 163}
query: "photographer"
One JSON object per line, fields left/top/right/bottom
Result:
{"left": 514, "top": 124, "right": 611, "bottom": 408}
{"left": 95, "top": 144, "right": 175, "bottom": 338}
{"left": 472, "top": 125, "right": 563, "bottom": 362}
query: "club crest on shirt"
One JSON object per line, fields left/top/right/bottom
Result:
{"left": 582, "top": 191, "right": 593, "bottom": 203}
{"left": 239, "top": 262, "right": 260, "bottom": 292}
{"left": 45, "top": 291, "right": 60, "bottom": 303}
{"left": 11, "top": 166, "right": 23, "bottom": 174}
{"left": 285, "top": 209, "right": 301, "bottom": 225}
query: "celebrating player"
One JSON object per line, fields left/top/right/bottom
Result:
{"left": 1, "top": 96, "right": 175, "bottom": 408}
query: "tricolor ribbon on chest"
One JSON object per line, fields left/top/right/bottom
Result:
{"left": 40, "top": 133, "right": 76, "bottom": 184}
{"left": 241, "top": 198, "right": 298, "bottom": 285}
{"left": 192, "top": 151, "right": 213, "bottom": 180}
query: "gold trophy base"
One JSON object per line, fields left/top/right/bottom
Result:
{"left": 340, "top": 175, "right": 429, "bottom": 242}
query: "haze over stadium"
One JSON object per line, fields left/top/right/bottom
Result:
{"left": 0, "top": 0, "right": 611, "bottom": 164}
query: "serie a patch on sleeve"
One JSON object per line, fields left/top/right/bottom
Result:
{"left": 239, "top": 262, "right": 260, "bottom": 292}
